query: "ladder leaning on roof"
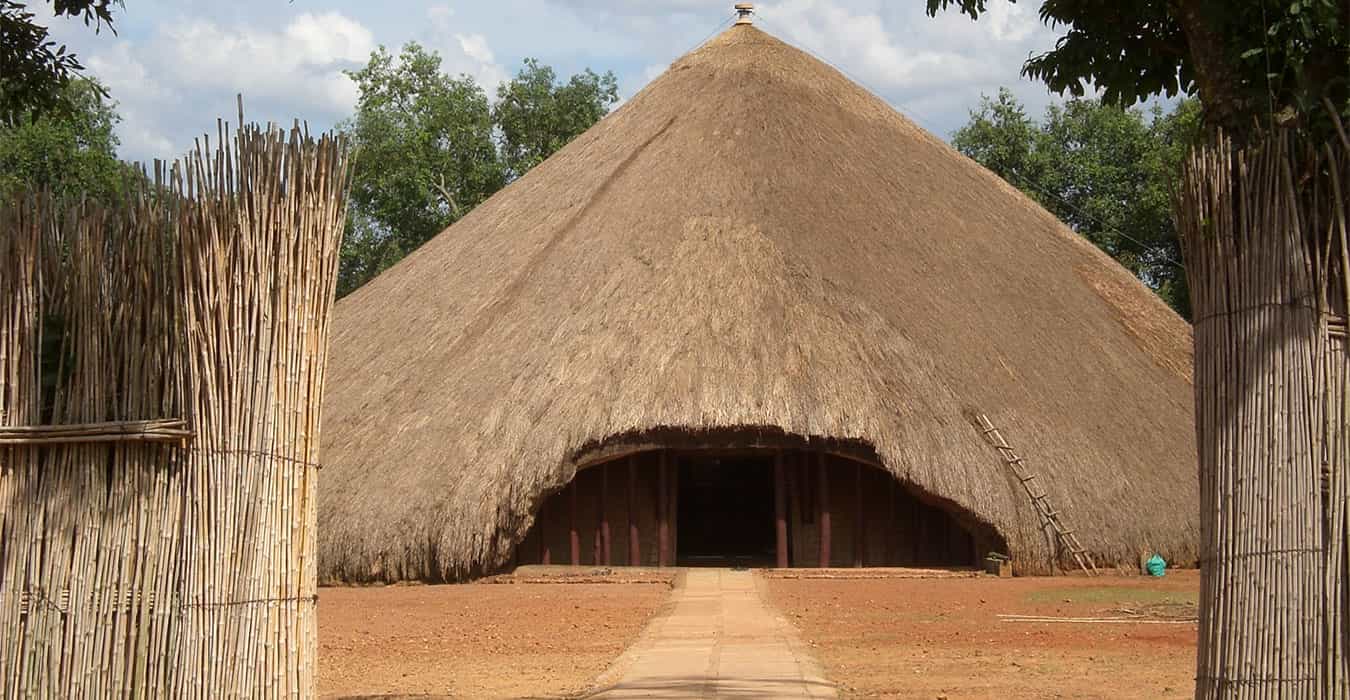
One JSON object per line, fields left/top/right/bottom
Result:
{"left": 976, "top": 413, "right": 1099, "bottom": 576}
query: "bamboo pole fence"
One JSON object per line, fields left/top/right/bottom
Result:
{"left": 0, "top": 109, "right": 351, "bottom": 697}
{"left": 1176, "top": 113, "right": 1349, "bottom": 698}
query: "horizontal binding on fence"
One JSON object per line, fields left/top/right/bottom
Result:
{"left": 1329, "top": 314, "right": 1347, "bottom": 339}
{"left": 0, "top": 418, "right": 192, "bottom": 446}
{"left": 11, "top": 589, "right": 319, "bottom": 616}
{"left": 1197, "top": 546, "right": 1323, "bottom": 564}
{"left": 1194, "top": 674, "right": 1319, "bottom": 686}
{"left": 188, "top": 447, "right": 322, "bottom": 470}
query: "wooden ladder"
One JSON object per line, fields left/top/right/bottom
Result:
{"left": 976, "top": 414, "right": 1099, "bottom": 576}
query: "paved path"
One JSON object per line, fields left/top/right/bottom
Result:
{"left": 588, "top": 569, "right": 837, "bottom": 699}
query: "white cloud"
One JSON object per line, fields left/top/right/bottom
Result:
{"left": 86, "top": 43, "right": 176, "bottom": 159}
{"left": 736, "top": 0, "right": 1063, "bottom": 137}
{"left": 756, "top": 0, "right": 1025, "bottom": 91}
{"left": 984, "top": 0, "right": 1042, "bottom": 42}
{"left": 642, "top": 63, "right": 668, "bottom": 82}
{"left": 423, "top": 9, "right": 509, "bottom": 94}
{"left": 157, "top": 12, "right": 372, "bottom": 114}
{"left": 49, "top": 0, "right": 1077, "bottom": 161}
{"left": 76, "top": 11, "right": 374, "bottom": 162}
{"left": 456, "top": 33, "right": 495, "bottom": 65}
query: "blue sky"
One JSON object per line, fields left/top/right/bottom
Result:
{"left": 38, "top": 0, "right": 1072, "bottom": 163}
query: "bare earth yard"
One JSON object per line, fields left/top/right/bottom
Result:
{"left": 318, "top": 579, "right": 672, "bottom": 699}
{"left": 766, "top": 570, "right": 1200, "bottom": 699}
{"left": 318, "top": 569, "right": 1197, "bottom": 699}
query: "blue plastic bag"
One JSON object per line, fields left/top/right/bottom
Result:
{"left": 1146, "top": 553, "right": 1167, "bottom": 577}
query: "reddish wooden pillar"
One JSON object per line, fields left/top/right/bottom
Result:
{"left": 538, "top": 501, "right": 550, "bottom": 565}
{"left": 628, "top": 456, "right": 640, "bottom": 566}
{"left": 774, "top": 452, "right": 789, "bottom": 568}
{"left": 600, "top": 463, "right": 612, "bottom": 566}
{"left": 887, "top": 477, "right": 897, "bottom": 566}
{"left": 669, "top": 456, "right": 679, "bottom": 561}
{"left": 658, "top": 451, "right": 670, "bottom": 567}
{"left": 817, "top": 452, "right": 831, "bottom": 568}
{"left": 569, "top": 479, "right": 580, "bottom": 566}
{"left": 913, "top": 502, "right": 926, "bottom": 564}
{"left": 787, "top": 453, "right": 801, "bottom": 565}
{"left": 593, "top": 516, "right": 603, "bottom": 566}
{"left": 853, "top": 462, "right": 864, "bottom": 568}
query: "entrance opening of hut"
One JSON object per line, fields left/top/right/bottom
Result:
{"left": 678, "top": 454, "right": 776, "bottom": 567}
{"left": 514, "top": 444, "right": 998, "bottom": 570}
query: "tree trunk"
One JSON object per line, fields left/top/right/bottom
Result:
{"left": 1178, "top": 127, "right": 1350, "bottom": 698}
{"left": 1173, "top": 0, "right": 1259, "bottom": 140}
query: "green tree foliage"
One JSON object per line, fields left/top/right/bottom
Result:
{"left": 953, "top": 90, "right": 1200, "bottom": 317}
{"left": 927, "top": 0, "right": 1348, "bottom": 140}
{"left": 338, "top": 43, "right": 619, "bottom": 296}
{"left": 493, "top": 58, "right": 618, "bottom": 178}
{"left": 0, "top": 76, "right": 130, "bottom": 200}
{"left": 1, "top": 0, "right": 119, "bottom": 123}
{"left": 340, "top": 43, "right": 504, "bottom": 295}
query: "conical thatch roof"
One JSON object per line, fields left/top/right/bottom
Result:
{"left": 318, "top": 24, "right": 1197, "bottom": 582}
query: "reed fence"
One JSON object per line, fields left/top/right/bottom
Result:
{"left": 0, "top": 112, "right": 350, "bottom": 697}
{"left": 1177, "top": 113, "right": 1349, "bottom": 698}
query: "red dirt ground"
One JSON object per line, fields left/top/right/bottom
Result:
{"left": 318, "top": 580, "right": 672, "bottom": 699}
{"left": 766, "top": 570, "right": 1200, "bottom": 699}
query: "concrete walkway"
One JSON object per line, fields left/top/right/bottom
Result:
{"left": 587, "top": 569, "right": 837, "bottom": 699}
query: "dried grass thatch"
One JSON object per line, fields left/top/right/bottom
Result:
{"left": 318, "top": 25, "right": 1197, "bottom": 582}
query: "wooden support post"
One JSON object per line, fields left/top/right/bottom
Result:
{"left": 658, "top": 451, "right": 670, "bottom": 568}
{"left": 628, "top": 455, "right": 640, "bottom": 566}
{"left": 817, "top": 451, "right": 831, "bottom": 568}
{"left": 914, "top": 503, "right": 927, "bottom": 564}
{"left": 593, "top": 513, "right": 603, "bottom": 566}
{"left": 853, "top": 462, "right": 864, "bottom": 568}
{"left": 570, "top": 479, "right": 580, "bottom": 567}
{"left": 538, "top": 502, "right": 550, "bottom": 565}
{"left": 887, "top": 478, "right": 897, "bottom": 566}
{"left": 600, "top": 463, "right": 612, "bottom": 566}
{"left": 775, "top": 452, "right": 788, "bottom": 568}
{"left": 787, "top": 453, "right": 801, "bottom": 565}
{"left": 799, "top": 455, "right": 813, "bottom": 524}
{"left": 669, "top": 455, "right": 679, "bottom": 562}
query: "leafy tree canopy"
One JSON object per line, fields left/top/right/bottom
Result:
{"left": 953, "top": 89, "right": 1200, "bottom": 317}
{"left": 1, "top": 0, "right": 119, "bottom": 124}
{"left": 338, "top": 43, "right": 619, "bottom": 296}
{"left": 339, "top": 42, "right": 504, "bottom": 295}
{"left": 927, "top": 0, "right": 1348, "bottom": 138}
{"left": 0, "top": 76, "right": 132, "bottom": 201}
{"left": 494, "top": 58, "right": 618, "bottom": 178}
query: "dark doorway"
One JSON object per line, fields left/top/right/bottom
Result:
{"left": 676, "top": 453, "right": 776, "bottom": 566}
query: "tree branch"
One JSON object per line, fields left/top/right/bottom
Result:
{"left": 430, "top": 173, "right": 463, "bottom": 219}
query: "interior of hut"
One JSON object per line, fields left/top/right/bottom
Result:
{"left": 514, "top": 443, "right": 1003, "bottom": 570}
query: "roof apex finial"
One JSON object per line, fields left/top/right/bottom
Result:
{"left": 735, "top": 3, "right": 755, "bottom": 25}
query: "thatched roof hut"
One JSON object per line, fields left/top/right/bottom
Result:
{"left": 318, "top": 23, "right": 1197, "bottom": 583}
